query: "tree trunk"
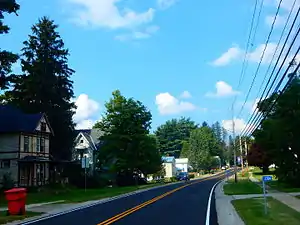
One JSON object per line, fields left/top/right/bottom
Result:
{"left": 262, "top": 166, "right": 269, "bottom": 174}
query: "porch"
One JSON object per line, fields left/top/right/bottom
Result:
{"left": 18, "top": 156, "right": 50, "bottom": 187}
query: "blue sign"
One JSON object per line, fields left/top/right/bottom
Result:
{"left": 262, "top": 175, "right": 272, "bottom": 182}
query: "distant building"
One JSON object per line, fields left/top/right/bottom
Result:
{"left": 175, "top": 158, "right": 189, "bottom": 173}
{"left": 162, "top": 156, "right": 177, "bottom": 178}
{"left": 72, "top": 129, "right": 104, "bottom": 173}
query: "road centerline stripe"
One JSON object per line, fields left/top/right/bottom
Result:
{"left": 97, "top": 173, "right": 228, "bottom": 225}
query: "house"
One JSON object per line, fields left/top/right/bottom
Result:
{"left": 175, "top": 158, "right": 189, "bottom": 173}
{"left": 72, "top": 128, "right": 103, "bottom": 172}
{"left": 162, "top": 156, "right": 177, "bottom": 178}
{"left": 0, "top": 105, "right": 54, "bottom": 187}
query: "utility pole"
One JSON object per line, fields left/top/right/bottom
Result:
{"left": 231, "top": 104, "right": 238, "bottom": 183}
{"left": 239, "top": 136, "right": 244, "bottom": 170}
{"left": 245, "top": 140, "right": 249, "bottom": 171}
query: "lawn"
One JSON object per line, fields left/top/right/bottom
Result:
{"left": 223, "top": 179, "right": 263, "bottom": 195}
{"left": 0, "top": 183, "right": 163, "bottom": 207}
{"left": 0, "top": 211, "right": 42, "bottom": 224}
{"left": 252, "top": 168, "right": 277, "bottom": 181}
{"left": 251, "top": 167, "right": 300, "bottom": 193}
{"left": 233, "top": 197, "right": 300, "bottom": 225}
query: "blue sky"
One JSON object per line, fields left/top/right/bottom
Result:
{"left": 1, "top": 0, "right": 299, "bottom": 133}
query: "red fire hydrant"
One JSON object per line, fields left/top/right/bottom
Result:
{"left": 4, "top": 188, "right": 27, "bottom": 215}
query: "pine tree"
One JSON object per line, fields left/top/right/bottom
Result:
{"left": 8, "top": 17, "right": 76, "bottom": 160}
{"left": 0, "top": 0, "right": 20, "bottom": 89}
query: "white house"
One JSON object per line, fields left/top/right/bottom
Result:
{"left": 175, "top": 158, "right": 189, "bottom": 173}
{"left": 73, "top": 129, "right": 103, "bottom": 173}
{"left": 162, "top": 156, "right": 177, "bottom": 178}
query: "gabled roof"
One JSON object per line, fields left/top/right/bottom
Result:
{"left": 75, "top": 128, "right": 104, "bottom": 151}
{"left": 0, "top": 105, "right": 45, "bottom": 133}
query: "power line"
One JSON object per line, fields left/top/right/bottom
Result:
{"left": 240, "top": 5, "right": 300, "bottom": 137}
{"left": 232, "top": 0, "right": 261, "bottom": 108}
{"left": 242, "top": 23, "right": 300, "bottom": 137}
{"left": 243, "top": 45, "right": 300, "bottom": 137}
{"left": 237, "top": 0, "right": 284, "bottom": 118}
{"left": 246, "top": 61, "right": 300, "bottom": 137}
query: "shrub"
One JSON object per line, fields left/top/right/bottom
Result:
{"left": 189, "top": 174, "right": 195, "bottom": 179}
{"left": 2, "top": 172, "right": 15, "bottom": 190}
{"left": 170, "top": 176, "right": 177, "bottom": 182}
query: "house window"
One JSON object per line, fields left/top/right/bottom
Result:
{"left": 41, "top": 122, "right": 47, "bottom": 132}
{"left": 36, "top": 137, "right": 45, "bottom": 153}
{"left": 36, "top": 137, "right": 40, "bottom": 152}
{"left": 40, "top": 138, "right": 45, "bottom": 152}
{"left": 1, "top": 160, "right": 10, "bottom": 169}
{"left": 24, "top": 136, "right": 29, "bottom": 152}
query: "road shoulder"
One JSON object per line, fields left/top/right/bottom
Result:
{"left": 215, "top": 180, "right": 245, "bottom": 225}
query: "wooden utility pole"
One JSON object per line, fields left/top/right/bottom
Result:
{"left": 239, "top": 136, "right": 244, "bottom": 170}
{"left": 245, "top": 140, "right": 249, "bottom": 171}
{"left": 231, "top": 104, "right": 238, "bottom": 183}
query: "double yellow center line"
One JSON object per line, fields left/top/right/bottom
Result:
{"left": 97, "top": 172, "right": 228, "bottom": 225}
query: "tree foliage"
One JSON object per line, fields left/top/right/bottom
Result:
{"left": 155, "top": 117, "right": 198, "bottom": 158}
{"left": 0, "top": 0, "right": 20, "bottom": 89}
{"left": 6, "top": 17, "right": 76, "bottom": 160}
{"left": 188, "top": 126, "right": 219, "bottom": 171}
{"left": 247, "top": 142, "right": 272, "bottom": 173}
{"left": 253, "top": 76, "right": 300, "bottom": 185}
{"left": 94, "top": 90, "right": 161, "bottom": 185}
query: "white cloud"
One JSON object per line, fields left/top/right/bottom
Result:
{"left": 180, "top": 91, "right": 192, "bottom": 99}
{"left": 66, "top": 0, "right": 155, "bottom": 29}
{"left": 265, "top": 14, "right": 287, "bottom": 27}
{"left": 206, "top": 81, "right": 240, "bottom": 98}
{"left": 155, "top": 92, "right": 199, "bottom": 115}
{"left": 212, "top": 43, "right": 299, "bottom": 66}
{"left": 265, "top": 0, "right": 300, "bottom": 27}
{"left": 211, "top": 46, "right": 243, "bottom": 66}
{"left": 222, "top": 118, "right": 254, "bottom": 134}
{"left": 157, "top": 0, "right": 177, "bottom": 10}
{"left": 115, "top": 25, "right": 160, "bottom": 41}
{"left": 73, "top": 94, "right": 101, "bottom": 129}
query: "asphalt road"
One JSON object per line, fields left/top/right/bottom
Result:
{"left": 26, "top": 173, "right": 227, "bottom": 225}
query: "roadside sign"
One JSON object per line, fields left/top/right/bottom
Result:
{"left": 262, "top": 175, "right": 272, "bottom": 182}
{"left": 262, "top": 175, "right": 272, "bottom": 214}
{"left": 81, "top": 157, "right": 90, "bottom": 169}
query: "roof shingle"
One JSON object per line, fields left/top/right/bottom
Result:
{"left": 0, "top": 105, "right": 43, "bottom": 133}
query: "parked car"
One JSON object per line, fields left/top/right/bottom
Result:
{"left": 177, "top": 172, "right": 190, "bottom": 181}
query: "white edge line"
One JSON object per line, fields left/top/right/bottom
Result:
{"left": 205, "top": 179, "right": 223, "bottom": 225}
{"left": 21, "top": 172, "right": 227, "bottom": 225}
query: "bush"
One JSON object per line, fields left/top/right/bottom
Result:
{"left": 189, "top": 174, "right": 195, "bottom": 179}
{"left": 2, "top": 172, "right": 15, "bottom": 190}
{"left": 170, "top": 176, "right": 177, "bottom": 182}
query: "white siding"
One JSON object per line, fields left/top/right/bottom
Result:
{"left": 35, "top": 116, "right": 51, "bottom": 133}
{"left": 0, "top": 134, "right": 19, "bottom": 185}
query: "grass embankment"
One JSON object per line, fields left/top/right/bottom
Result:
{"left": 0, "top": 211, "right": 42, "bottom": 224}
{"left": 233, "top": 197, "right": 300, "bottom": 225}
{"left": 223, "top": 169, "right": 262, "bottom": 195}
{"left": 251, "top": 167, "right": 300, "bottom": 193}
{"left": 0, "top": 183, "right": 163, "bottom": 207}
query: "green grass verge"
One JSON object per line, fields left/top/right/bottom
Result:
{"left": 252, "top": 167, "right": 300, "bottom": 193}
{"left": 0, "top": 211, "right": 42, "bottom": 224}
{"left": 0, "top": 183, "right": 164, "bottom": 207}
{"left": 233, "top": 197, "right": 300, "bottom": 225}
{"left": 223, "top": 179, "right": 262, "bottom": 195}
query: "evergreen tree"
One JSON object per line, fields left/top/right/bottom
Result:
{"left": 0, "top": 0, "right": 19, "bottom": 89}
{"left": 7, "top": 17, "right": 76, "bottom": 160}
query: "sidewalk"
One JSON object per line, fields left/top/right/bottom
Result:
{"left": 215, "top": 178, "right": 300, "bottom": 225}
